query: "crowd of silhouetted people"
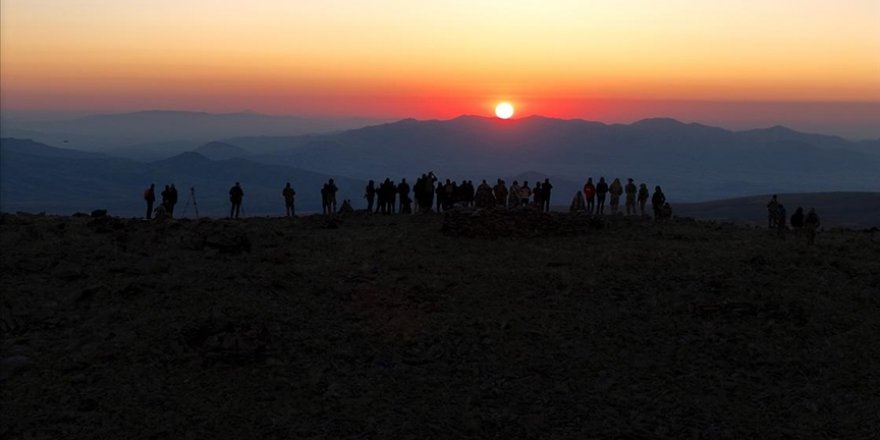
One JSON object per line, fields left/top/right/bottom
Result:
{"left": 766, "top": 194, "right": 821, "bottom": 244}
{"left": 142, "top": 172, "right": 675, "bottom": 222}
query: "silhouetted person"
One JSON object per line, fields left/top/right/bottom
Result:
{"left": 168, "top": 184, "right": 178, "bottom": 216}
{"left": 398, "top": 178, "right": 411, "bottom": 214}
{"left": 625, "top": 178, "right": 637, "bottom": 215}
{"left": 570, "top": 190, "right": 586, "bottom": 212}
{"left": 143, "top": 183, "right": 156, "bottom": 219}
{"left": 542, "top": 178, "right": 553, "bottom": 212}
{"left": 651, "top": 186, "right": 665, "bottom": 220}
{"left": 494, "top": 179, "right": 508, "bottom": 209}
{"left": 608, "top": 178, "right": 623, "bottom": 214}
{"left": 596, "top": 177, "right": 609, "bottom": 214}
{"left": 534, "top": 182, "right": 543, "bottom": 208}
{"left": 776, "top": 203, "right": 787, "bottom": 239}
{"left": 161, "top": 185, "right": 171, "bottom": 212}
{"left": 476, "top": 179, "right": 493, "bottom": 208}
{"left": 229, "top": 182, "right": 244, "bottom": 219}
{"left": 519, "top": 181, "right": 531, "bottom": 207}
{"left": 583, "top": 178, "right": 596, "bottom": 214}
{"left": 790, "top": 207, "right": 804, "bottom": 230}
{"left": 328, "top": 179, "right": 339, "bottom": 213}
{"left": 282, "top": 182, "right": 296, "bottom": 217}
{"left": 365, "top": 180, "right": 376, "bottom": 212}
{"left": 508, "top": 180, "right": 520, "bottom": 208}
{"left": 804, "top": 208, "right": 820, "bottom": 245}
{"left": 767, "top": 195, "right": 779, "bottom": 228}
{"left": 637, "top": 183, "right": 649, "bottom": 217}
{"left": 321, "top": 184, "right": 330, "bottom": 215}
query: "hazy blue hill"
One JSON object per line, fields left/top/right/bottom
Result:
{"left": 674, "top": 192, "right": 880, "bottom": 228}
{"left": 193, "top": 141, "right": 249, "bottom": 161}
{"left": 0, "top": 137, "right": 107, "bottom": 159}
{"left": 230, "top": 116, "right": 880, "bottom": 201}
{"left": 0, "top": 110, "right": 389, "bottom": 159}
{"left": 0, "top": 138, "right": 364, "bottom": 216}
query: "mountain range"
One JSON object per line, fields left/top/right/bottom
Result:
{"left": 2, "top": 113, "right": 879, "bottom": 219}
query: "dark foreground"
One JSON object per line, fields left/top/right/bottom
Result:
{"left": 1, "top": 211, "right": 878, "bottom": 439}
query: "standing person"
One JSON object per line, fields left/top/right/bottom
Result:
{"left": 609, "top": 178, "right": 623, "bottom": 215}
{"left": 365, "top": 180, "right": 376, "bottom": 212}
{"left": 804, "top": 208, "right": 820, "bottom": 245}
{"left": 651, "top": 186, "right": 666, "bottom": 221}
{"left": 637, "top": 183, "right": 649, "bottom": 217}
{"left": 494, "top": 179, "right": 508, "bottom": 209}
{"left": 229, "top": 182, "right": 244, "bottom": 219}
{"left": 168, "top": 184, "right": 178, "bottom": 216}
{"left": 534, "top": 182, "right": 543, "bottom": 209}
{"left": 282, "top": 182, "right": 296, "bottom": 217}
{"left": 326, "top": 179, "right": 339, "bottom": 214}
{"left": 776, "top": 203, "right": 787, "bottom": 239}
{"left": 519, "top": 181, "right": 531, "bottom": 207}
{"left": 508, "top": 180, "right": 520, "bottom": 208}
{"left": 767, "top": 195, "right": 779, "bottom": 228}
{"left": 625, "top": 178, "right": 637, "bottom": 216}
{"left": 398, "top": 178, "right": 411, "bottom": 214}
{"left": 596, "top": 177, "right": 609, "bottom": 215}
{"left": 143, "top": 183, "right": 156, "bottom": 219}
{"left": 790, "top": 207, "right": 804, "bottom": 231}
{"left": 542, "top": 178, "right": 553, "bottom": 212}
{"left": 161, "top": 185, "right": 171, "bottom": 212}
{"left": 583, "top": 178, "right": 596, "bottom": 215}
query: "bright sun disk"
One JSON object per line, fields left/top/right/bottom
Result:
{"left": 495, "top": 102, "right": 514, "bottom": 119}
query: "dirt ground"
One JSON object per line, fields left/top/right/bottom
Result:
{"left": 1, "top": 211, "right": 879, "bottom": 439}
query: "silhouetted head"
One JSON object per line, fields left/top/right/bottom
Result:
{"left": 628, "top": 178, "right": 633, "bottom": 182}
{"left": 587, "top": 178, "right": 593, "bottom": 184}
{"left": 640, "top": 183, "right": 647, "bottom": 188}
{"left": 544, "top": 178, "right": 550, "bottom": 183}
{"left": 286, "top": 182, "right": 291, "bottom": 187}
{"left": 599, "top": 177, "right": 605, "bottom": 183}
{"left": 402, "top": 178, "right": 407, "bottom": 183}
{"left": 523, "top": 181, "right": 529, "bottom": 186}
{"left": 368, "top": 179, "right": 374, "bottom": 185}
{"left": 513, "top": 180, "right": 518, "bottom": 185}
{"left": 235, "top": 182, "right": 240, "bottom": 187}
{"left": 329, "top": 178, "right": 334, "bottom": 184}
{"left": 772, "top": 194, "right": 777, "bottom": 200}
{"left": 482, "top": 179, "right": 487, "bottom": 184}
{"left": 150, "top": 183, "right": 155, "bottom": 189}
{"left": 655, "top": 186, "right": 662, "bottom": 192}
{"left": 613, "top": 178, "right": 619, "bottom": 183}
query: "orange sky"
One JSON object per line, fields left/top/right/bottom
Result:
{"left": 2, "top": 0, "right": 879, "bottom": 129}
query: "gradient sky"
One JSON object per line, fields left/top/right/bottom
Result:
{"left": 2, "top": 1, "right": 879, "bottom": 136}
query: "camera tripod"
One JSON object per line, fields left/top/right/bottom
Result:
{"left": 180, "top": 187, "right": 199, "bottom": 218}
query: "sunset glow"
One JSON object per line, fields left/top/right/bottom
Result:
{"left": 495, "top": 102, "right": 514, "bottom": 119}
{"left": 1, "top": 1, "right": 879, "bottom": 134}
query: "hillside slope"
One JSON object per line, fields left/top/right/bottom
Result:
{"left": 1, "top": 213, "right": 878, "bottom": 438}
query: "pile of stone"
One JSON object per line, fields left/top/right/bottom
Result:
{"left": 441, "top": 208, "right": 603, "bottom": 239}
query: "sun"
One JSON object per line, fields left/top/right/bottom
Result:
{"left": 495, "top": 102, "right": 514, "bottom": 119}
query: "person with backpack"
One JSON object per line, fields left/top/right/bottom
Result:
{"left": 609, "top": 178, "right": 623, "bottom": 215}
{"left": 229, "top": 182, "right": 244, "bottom": 219}
{"left": 282, "top": 182, "right": 296, "bottom": 217}
{"left": 143, "top": 184, "right": 156, "bottom": 219}
{"left": 651, "top": 186, "right": 666, "bottom": 221}
{"left": 595, "top": 177, "right": 609, "bottom": 215}
{"left": 625, "top": 178, "right": 637, "bottom": 216}
{"left": 583, "top": 178, "right": 596, "bottom": 215}
{"left": 637, "top": 183, "right": 649, "bottom": 217}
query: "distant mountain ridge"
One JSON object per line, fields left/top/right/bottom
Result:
{"left": 224, "top": 115, "right": 880, "bottom": 201}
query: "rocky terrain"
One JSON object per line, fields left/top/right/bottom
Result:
{"left": 1, "top": 210, "right": 879, "bottom": 439}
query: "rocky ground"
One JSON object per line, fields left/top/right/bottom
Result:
{"left": 1, "top": 210, "right": 879, "bottom": 439}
